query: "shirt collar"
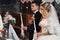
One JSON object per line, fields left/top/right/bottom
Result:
{"left": 34, "top": 10, "right": 38, "bottom": 14}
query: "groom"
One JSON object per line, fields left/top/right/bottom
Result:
{"left": 22, "top": 1, "right": 42, "bottom": 40}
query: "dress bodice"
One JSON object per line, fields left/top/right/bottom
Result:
{"left": 39, "top": 18, "right": 55, "bottom": 34}
{"left": 39, "top": 18, "right": 48, "bottom": 33}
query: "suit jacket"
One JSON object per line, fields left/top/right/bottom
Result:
{"left": 27, "top": 11, "right": 42, "bottom": 40}
{"left": 35, "top": 11, "right": 42, "bottom": 32}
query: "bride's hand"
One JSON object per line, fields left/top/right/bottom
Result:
{"left": 39, "top": 19, "right": 45, "bottom": 27}
{"left": 40, "top": 23, "right": 44, "bottom": 27}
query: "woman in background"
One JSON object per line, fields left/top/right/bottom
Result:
{"left": 3, "top": 11, "right": 16, "bottom": 29}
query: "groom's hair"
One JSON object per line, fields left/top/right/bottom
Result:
{"left": 40, "top": 2, "right": 51, "bottom": 12}
{"left": 31, "top": 1, "right": 40, "bottom": 6}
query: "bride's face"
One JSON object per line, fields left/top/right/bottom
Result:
{"left": 40, "top": 6, "right": 48, "bottom": 18}
{"left": 40, "top": 6, "right": 47, "bottom": 15}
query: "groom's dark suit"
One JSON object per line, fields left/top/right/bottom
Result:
{"left": 27, "top": 11, "right": 42, "bottom": 40}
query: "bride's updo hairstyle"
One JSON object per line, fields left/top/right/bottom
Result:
{"left": 40, "top": 2, "right": 51, "bottom": 12}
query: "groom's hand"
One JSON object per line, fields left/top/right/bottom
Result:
{"left": 31, "top": 16, "right": 35, "bottom": 21}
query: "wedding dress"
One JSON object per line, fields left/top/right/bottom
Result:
{"left": 9, "top": 24, "right": 20, "bottom": 40}
{"left": 37, "top": 17, "right": 60, "bottom": 40}
{"left": 0, "top": 15, "right": 4, "bottom": 30}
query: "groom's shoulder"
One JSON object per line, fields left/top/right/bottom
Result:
{"left": 36, "top": 11, "right": 42, "bottom": 15}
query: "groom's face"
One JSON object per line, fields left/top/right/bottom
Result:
{"left": 31, "top": 3, "right": 38, "bottom": 12}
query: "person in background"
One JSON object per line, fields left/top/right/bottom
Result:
{"left": 3, "top": 11, "right": 16, "bottom": 29}
{"left": 3, "top": 11, "right": 16, "bottom": 38}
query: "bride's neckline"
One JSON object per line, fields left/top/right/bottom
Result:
{"left": 42, "top": 13, "right": 49, "bottom": 19}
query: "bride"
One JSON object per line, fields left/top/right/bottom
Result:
{"left": 37, "top": 2, "right": 60, "bottom": 40}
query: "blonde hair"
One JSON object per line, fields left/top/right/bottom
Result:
{"left": 40, "top": 2, "right": 51, "bottom": 12}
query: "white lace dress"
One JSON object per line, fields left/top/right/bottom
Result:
{"left": 37, "top": 17, "right": 60, "bottom": 40}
